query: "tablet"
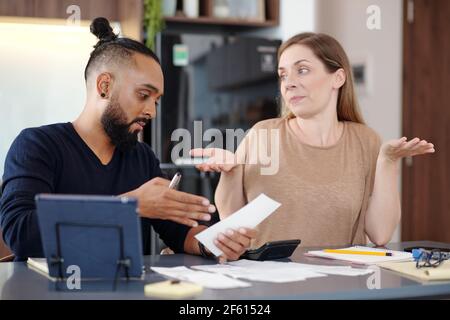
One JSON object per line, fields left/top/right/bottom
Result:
{"left": 35, "top": 194, "right": 144, "bottom": 279}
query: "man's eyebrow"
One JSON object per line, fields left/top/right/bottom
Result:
{"left": 278, "top": 59, "right": 311, "bottom": 71}
{"left": 139, "top": 83, "right": 161, "bottom": 94}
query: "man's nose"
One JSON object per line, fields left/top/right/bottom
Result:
{"left": 144, "top": 101, "right": 157, "bottom": 119}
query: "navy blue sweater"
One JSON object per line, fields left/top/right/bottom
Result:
{"left": 0, "top": 123, "right": 190, "bottom": 261}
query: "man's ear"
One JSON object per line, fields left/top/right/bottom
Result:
{"left": 333, "top": 68, "right": 346, "bottom": 89}
{"left": 96, "top": 72, "right": 113, "bottom": 99}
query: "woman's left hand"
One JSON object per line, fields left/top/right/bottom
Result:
{"left": 380, "top": 137, "right": 435, "bottom": 163}
{"left": 214, "top": 228, "right": 258, "bottom": 263}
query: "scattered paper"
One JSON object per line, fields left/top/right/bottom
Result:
{"left": 193, "top": 264, "right": 324, "bottom": 283}
{"left": 293, "top": 263, "right": 375, "bottom": 276}
{"left": 150, "top": 266, "right": 250, "bottom": 289}
{"left": 229, "top": 260, "right": 374, "bottom": 277}
{"left": 195, "top": 194, "right": 281, "bottom": 256}
{"left": 192, "top": 259, "right": 374, "bottom": 283}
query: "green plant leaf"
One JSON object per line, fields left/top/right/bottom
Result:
{"left": 143, "top": 0, "right": 165, "bottom": 50}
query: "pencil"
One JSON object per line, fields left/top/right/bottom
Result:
{"left": 323, "top": 249, "right": 393, "bottom": 256}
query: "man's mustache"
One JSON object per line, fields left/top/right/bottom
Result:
{"left": 129, "top": 117, "right": 150, "bottom": 127}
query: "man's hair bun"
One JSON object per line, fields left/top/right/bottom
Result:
{"left": 90, "top": 17, "right": 118, "bottom": 43}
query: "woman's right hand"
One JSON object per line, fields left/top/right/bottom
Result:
{"left": 190, "top": 148, "right": 238, "bottom": 173}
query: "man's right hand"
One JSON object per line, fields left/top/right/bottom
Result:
{"left": 130, "top": 177, "right": 215, "bottom": 227}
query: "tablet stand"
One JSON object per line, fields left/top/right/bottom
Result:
{"left": 49, "top": 221, "right": 131, "bottom": 290}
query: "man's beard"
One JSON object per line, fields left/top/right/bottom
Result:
{"left": 100, "top": 97, "right": 146, "bottom": 152}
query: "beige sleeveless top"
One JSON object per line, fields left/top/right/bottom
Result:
{"left": 215, "top": 117, "right": 381, "bottom": 249}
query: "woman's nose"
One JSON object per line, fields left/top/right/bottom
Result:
{"left": 284, "top": 80, "right": 297, "bottom": 90}
{"left": 284, "top": 73, "right": 298, "bottom": 90}
{"left": 285, "top": 82, "right": 297, "bottom": 90}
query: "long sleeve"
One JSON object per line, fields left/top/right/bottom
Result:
{"left": 1, "top": 126, "right": 193, "bottom": 259}
{"left": 0, "top": 129, "right": 57, "bottom": 260}
{"left": 139, "top": 146, "right": 191, "bottom": 254}
{"left": 148, "top": 218, "right": 190, "bottom": 253}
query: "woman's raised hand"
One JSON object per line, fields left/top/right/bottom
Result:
{"left": 189, "top": 148, "right": 238, "bottom": 173}
{"left": 379, "top": 137, "right": 435, "bottom": 163}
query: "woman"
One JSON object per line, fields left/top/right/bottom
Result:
{"left": 191, "top": 33, "right": 434, "bottom": 249}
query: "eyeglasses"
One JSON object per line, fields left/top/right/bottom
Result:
{"left": 412, "top": 249, "right": 450, "bottom": 269}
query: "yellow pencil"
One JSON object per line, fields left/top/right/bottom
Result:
{"left": 324, "top": 249, "right": 393, "bottom": 256}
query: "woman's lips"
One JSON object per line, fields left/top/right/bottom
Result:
{"left": 289, "top": 96, "right": 306, "bottom": 104}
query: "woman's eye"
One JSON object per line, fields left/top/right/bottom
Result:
{"left": 298, "top": 68, "right": 309, "bottom": 75}
{"left": 279, "top": 74, "right": 287, "bottom": 81}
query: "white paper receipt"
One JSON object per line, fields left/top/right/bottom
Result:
{"left": 195, "top": 193, "right": 281, "bottom": 256}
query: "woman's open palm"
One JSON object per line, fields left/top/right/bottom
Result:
{"left": 380, "top": 137, "right": 435, "bottom": 162}
{"left": 190, "top": 148, "right": 238, "bottom": 173}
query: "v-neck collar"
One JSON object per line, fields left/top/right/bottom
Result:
{"left": 66, "top": 122, "right": 119, "bottom": 170}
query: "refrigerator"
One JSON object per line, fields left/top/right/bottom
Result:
{"left": 143, "top": 31, "right": 281, "bottom": 252}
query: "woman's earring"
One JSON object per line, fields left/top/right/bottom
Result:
{"left": 101, "top": 92, "right": 106, "bottom": 98}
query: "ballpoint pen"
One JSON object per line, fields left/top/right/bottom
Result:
{"left": 169, "top": 172, "right": 182, "bottom": 189}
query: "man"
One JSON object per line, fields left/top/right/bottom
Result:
{"left": 0, "top": 17, "right": 255, "bottom": 262}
